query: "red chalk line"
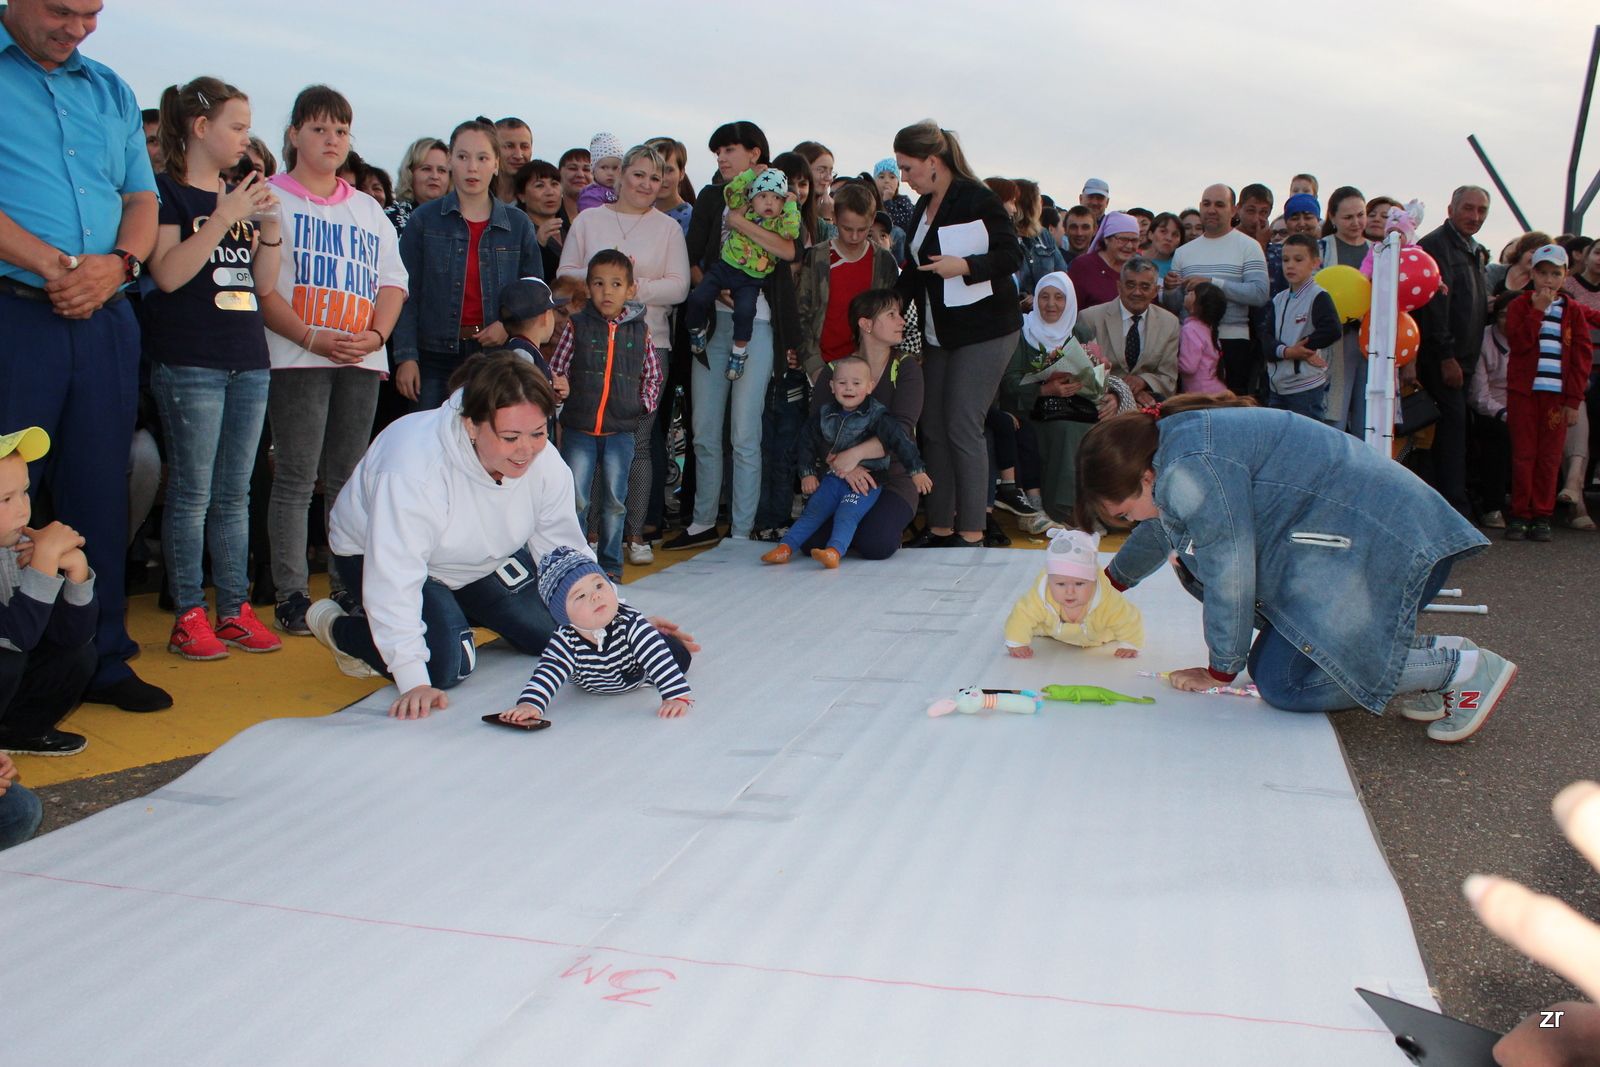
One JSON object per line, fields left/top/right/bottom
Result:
{"left": 1, "top": 866, "right": 1385, "bottom": 1037}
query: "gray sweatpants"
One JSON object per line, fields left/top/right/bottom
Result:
{"left": 919, "top": 332, "right": 1018, "bottom": 532}
{"left": 267, "top": 367, "right": 379, "bottom": 599}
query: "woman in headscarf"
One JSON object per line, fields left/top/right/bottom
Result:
{"left": 1066, "top": 211, "right": 1141, "bottom": 310}
{"left": 999, "top": 272, "right": 1112, "bottom": 522}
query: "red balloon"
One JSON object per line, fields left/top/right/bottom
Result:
{"left": 1359, "top": 310, "right": 1419, "bottom": 368}
{"left": 1396, "top": 246, "right": 1441, "bottom": 312}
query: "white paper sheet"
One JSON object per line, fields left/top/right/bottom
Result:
{"left": 0, "top": 544, "right": 1432, "bottom": 1065}
{"left": 937, "top": 220, "right": 994, "bottom": 307}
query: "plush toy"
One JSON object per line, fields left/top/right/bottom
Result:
{"left": 926, "top": 684, "right": 1154, "bottom": 717}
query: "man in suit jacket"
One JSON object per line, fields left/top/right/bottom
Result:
{"left": 1082, "top": 257, "right": 1180, "bottom": 416}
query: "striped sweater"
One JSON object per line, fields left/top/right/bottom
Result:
{"left": 516, "top": 604, "right": 691, "bottom": 714}
{"left": 1167, "top": 230, "right": 1270, "bottom": 340}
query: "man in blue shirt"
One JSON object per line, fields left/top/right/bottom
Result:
{"left": 0, "top": 0, "right": 169, "bottom": 711}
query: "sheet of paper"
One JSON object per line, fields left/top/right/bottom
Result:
{"left": 937, "top": 221, "right": 994, "bottom": 308}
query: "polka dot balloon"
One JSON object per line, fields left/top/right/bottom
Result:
{"left": 1360, "top": 309, "right": 1420, "bottom": 368}
{"left": 1396, "top": 246, "right": 1441, "bottom": 313}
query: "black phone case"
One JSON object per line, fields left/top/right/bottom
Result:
{"left": 482, "top": 713, "right": 551, "bottom": 731}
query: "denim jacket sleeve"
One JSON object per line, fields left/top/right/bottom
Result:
{"left": 1159, "top": 452, "right": 1258, "bottom": 676}
{"left": 392, "top": 218, "right": 424, "bottom": 364}
{"left": 1106, "top": 519, "right": 1172, "bottom": 588}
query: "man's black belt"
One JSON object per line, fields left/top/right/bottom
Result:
{"left": 0, "top": 274, "right": 126, "bottom": 305}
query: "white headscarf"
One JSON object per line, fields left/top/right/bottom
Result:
{"left": 1021, "top": 271, "right": 1077, "bottom": 352}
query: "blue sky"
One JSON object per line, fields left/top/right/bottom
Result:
{"left": 86, "top": 0, "right": 1600, "bottom": 254}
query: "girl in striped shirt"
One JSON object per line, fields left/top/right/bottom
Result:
{"left": 498, "top": 547, "right": 692, "bottom": 723}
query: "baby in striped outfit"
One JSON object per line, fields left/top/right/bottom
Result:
{"left": 500, "top": 547, "right": 693, "bottom": 723}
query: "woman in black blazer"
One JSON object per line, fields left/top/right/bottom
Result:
{"left": 893, "top": 121, "right": 1022, "bottom": 546}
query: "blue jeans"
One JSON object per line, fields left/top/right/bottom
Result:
{"left": 691, "top": 309, "right": 773, "bottom": 535}
{"left": 1268, "top": 383, "right": 1328, "bottom": 422}
{"left": 0, "top": 783, "right": 41, "bottom": 851}
{"left": 783, "top": 473, "right": 881, "bottom": 554}
{"left": 686, "top": 260, "right": 763, "bottom": 347}
{"left": 563, "top": 430, "right": 635, "bottom": 579}
{"left": 415, "top": 339, "right": 482, "bottom": 411}
{"left": 1248, "top": 556, "right": 1456, "bottom": 712}
{"left": 755, "top": 368, "right": 810, "bottom": 530}
{"left": 151, "top": 363, "right": 271, "bottom": 616}
{"left": 330, "top": 548, "right": 557, "bottom": 690}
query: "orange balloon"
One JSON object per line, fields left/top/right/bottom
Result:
{"left": 1359, "top": 310, "right": 1419, "bottom": 368}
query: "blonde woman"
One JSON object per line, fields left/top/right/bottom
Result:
{"left": 387, "top": 136, "right": 449, "bottom": 235}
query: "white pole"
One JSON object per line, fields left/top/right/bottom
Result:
{"left": 1365, "top": 232, "right": 1402, "bottom": 453}
{"left": 1423, "top": 604, "right": 1489, "bottom": 615}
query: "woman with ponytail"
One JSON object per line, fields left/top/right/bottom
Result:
{"left": 144, "top": 77, "right": 283, "bottom": 660}
{"left": 892, "top": 120, "right": 1022, "bottom": 547}
{"left": 1076, "top": 396, "right": 1515, "bottom": 743}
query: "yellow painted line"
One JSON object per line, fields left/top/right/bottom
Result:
{"left": 13, "top": 512, "right": 1093, "bottom": 790}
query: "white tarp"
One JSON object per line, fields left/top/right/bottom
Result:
{"left": 0, "top": 543, "right": 1433, "bottom": 1065}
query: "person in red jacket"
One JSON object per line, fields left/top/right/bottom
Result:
{"left": 1503, "top": 244, "right": 1594, "bottom": 542}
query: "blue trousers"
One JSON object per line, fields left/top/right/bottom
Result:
{"left": 782, "top": 473, "right": 881, "bottom": 555}
{"left": 1268, "top": 383, "right": 1328, "bottom": 421}
{"left": 755, "top": 368, "right": 810, "bottom": 530}
{"left": 563, "top": 430, "right": 635, "bottom": 580}
{"left": 685, "top": 260, "right": 763, "bottom": 347}
{"left": 0, "top": 291, "right": 139, "bottom": 686}
{"left": 330, "top": 548, "right": 557, "bottom": 690}
{"left": 1248, "top": 556, "right": 1456, "bottom": 712}
{"left": 0, "top": 783, "right": 41, "bottom": 851}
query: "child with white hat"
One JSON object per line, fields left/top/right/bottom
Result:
{"left": 575, "top": 132, "right": 624, "bottom": 215}
{"left": 1003, "top": 528, "right": 1143, "bottom": 659}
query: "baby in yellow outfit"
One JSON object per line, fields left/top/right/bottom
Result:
{"left": 1005, "top": 528, "right": 1143, "bottom": 659}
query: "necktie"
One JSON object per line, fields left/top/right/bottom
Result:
{"left": 1126, "top": 312, "right": 1142, "bottom": 368}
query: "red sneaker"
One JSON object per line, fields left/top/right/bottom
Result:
{"left": 215, "top": 603, "right": 283, "bottom": 653}
{"left": 168, "top": 606, "right": 228, "bottom": 660}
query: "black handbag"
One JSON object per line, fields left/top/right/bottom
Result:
{"left": 1396, "top": 385, "right": 1440, "bottom": 436}
{"left": 1031, "top": 393, "right": 1101, "bottom": 423}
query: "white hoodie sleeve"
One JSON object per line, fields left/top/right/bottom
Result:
{"left": 360, "top": 471, "right": 446, "bottom": 694}
{"left": 526, "top": 450, "right": 595, "bottom": 566}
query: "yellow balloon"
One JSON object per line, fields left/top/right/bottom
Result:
{"left": 1315, "top": 265, "right": 1371, "bottom": 323}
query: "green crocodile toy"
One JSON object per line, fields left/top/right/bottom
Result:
{"left": 1040, "top": 684, "right": 1155, "bottom": 706}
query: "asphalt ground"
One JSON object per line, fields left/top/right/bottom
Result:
{"left": 26, "top": 515, "right": 1600, "bottom": 1035}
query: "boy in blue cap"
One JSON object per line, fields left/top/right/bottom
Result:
{"left": 497, "top": 546, "right": 692, "bottom": 723}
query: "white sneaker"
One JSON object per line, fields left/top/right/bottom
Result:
{"left": 306, "top": 599, "right": 381, "bottom": 679}
{"left": 626, "top": 541, "right": 654, "bottom": 566}
{"left": 1427, "top": 648, "right": 1516, "bottom": 743}
{"left": 1479, "top": 510, "right": 1506, "bottom": 529}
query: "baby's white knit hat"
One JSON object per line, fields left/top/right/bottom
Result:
{"left": 1045, "top": 528, "right": 1100, "bottom": 580}
{"left": 589, "top": 132, "right": 624, "bottom": 163}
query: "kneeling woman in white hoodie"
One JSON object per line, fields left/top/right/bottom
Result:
{"left": 313, "top": 350, "right": 695, "bottom": 719}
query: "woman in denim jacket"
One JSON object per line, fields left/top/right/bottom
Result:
{"left": 1078, "top": 395, "right": 1516, "bottom": 744}
{"left": 392, "top": 118, "right": 543, "bottom": 410}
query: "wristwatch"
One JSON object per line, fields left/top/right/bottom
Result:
{"left": 113, "top": 248, "right": 142, "bottom": 283}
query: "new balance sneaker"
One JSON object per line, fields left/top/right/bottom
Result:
{"left": 168, "top": 606, "right": 228, "bottom": 661}
{"left": 626, "top": 541, "right": 655, "bottom": 566}
{"left": 1390, "top": 690, "right": 1448, "bottom": 723}
{"left": 214, "top": 604, "right": 282, "bottom": 654}
{"left": 305, "top": 599, "right": 382, "bottom": 679}
{"left": 993, "top": 483, "right": 1039, "bottom": 516}
{"left": 1427, "top": 648, "right": 1517, "bottom": 743}
{"left": 274, "top": 592, "right": 312, "bottom": 636}
{"left": 1019, "top": 512, "right": 1061, "bottom": 536}
{"left": 726, "top": 347, "right": 748, "bottom": 381}
{"left": 0, "top": 730, "right": 87, "bottom": 757}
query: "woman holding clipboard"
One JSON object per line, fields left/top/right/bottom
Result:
{"left": 893, "top": 121, "right": 1022, "bottom": 547}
